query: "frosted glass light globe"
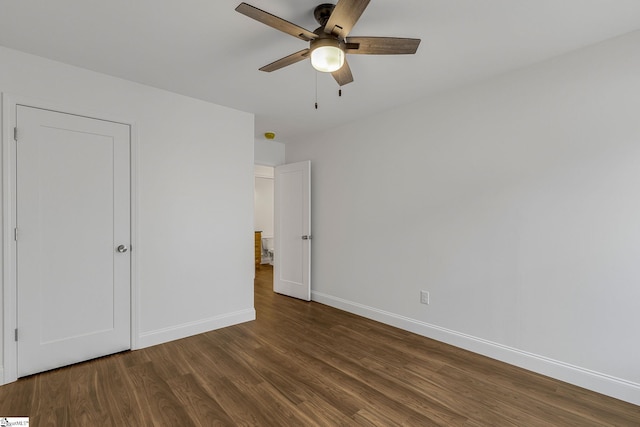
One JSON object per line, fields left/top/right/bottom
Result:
{"left": 311, "top": 45, "right": 345, "bottom": 73}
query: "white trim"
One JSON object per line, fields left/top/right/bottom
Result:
{"left": 254, "top": 171, "right": 274, "bottom": 179}
{"left": 2, "top": 92, "right": 18, "bottom": 385}
{"left": 129, "top": 122, "right": 140, "bottom": 350}
{"left": 1, "top": 93, "right": 140, "bottom": 384}
{"left": 312, "top": 290, "right": 640, "bottom": 406}
{"left": 254, "top": 164, "right": 275, "bottom": 179}
{"left": 137, "top": 309, "right": 256, "bottom": 349}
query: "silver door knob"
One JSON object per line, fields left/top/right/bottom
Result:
{"left": 116, "top": 244, "right": 128, "bottom": 253}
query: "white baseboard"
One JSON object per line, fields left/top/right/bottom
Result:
{"left": 137, "top": 308, "right": 256, "bottom": 349}
{"left": 312, "top": 291, "right": 640, "bottom": 406}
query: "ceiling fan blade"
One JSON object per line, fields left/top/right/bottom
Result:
{"left": 345, "top": 37, "right": 421, "bottom": 55}
{"left": 236, "top": 3, "right": 317, "bottom": 42}
{"left": 259, "top": 49, "right": 310, "bottom": 72}
{"left": 332, "top": 60, "right": 354, "bottom": 86}
{"left": 324, "top": 0, "right": 371, "bottom": 39}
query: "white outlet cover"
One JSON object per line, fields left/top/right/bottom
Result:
{"left": 420, "top": 290, "right": 430, "bottom": 304}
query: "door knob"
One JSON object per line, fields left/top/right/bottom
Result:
{"left": 116, "top": 244, "right": 128, "bottom": 253}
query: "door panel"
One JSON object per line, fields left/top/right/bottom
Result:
{"left": 16, "top": 106, "right": 131, "bottom": 377}
{"left": 274, "top": 161, "right": 310, "bottom": 301}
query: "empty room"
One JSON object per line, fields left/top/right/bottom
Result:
{"left": 1, "top": 0, "right": 640, "bottom": 425}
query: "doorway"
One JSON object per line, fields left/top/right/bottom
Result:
{"left": 253, "top": 162, "right": 311, "bottom": 301}
{"left": 254, "top": 165, "right": 275, "bottom": 267}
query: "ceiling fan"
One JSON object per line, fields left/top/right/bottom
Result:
{"left": 235, "top": 1, "right": 421, "bottom": 86}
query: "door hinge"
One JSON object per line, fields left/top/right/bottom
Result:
{"left": 15, "top": 328, "right": 18, "bottom": 341}
{"left": 14, "top": 227, "right": 18, "bottom": 241}
{"left": 14, "top": 127, "right": 18, "bottom": 141}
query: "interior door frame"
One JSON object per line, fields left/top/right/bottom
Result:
{"left": 1, "top": 93, "right": 140, "bottom": 385}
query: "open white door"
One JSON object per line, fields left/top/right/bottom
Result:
{"left": 274, "top": 161, "right": 311, "bottom": 301}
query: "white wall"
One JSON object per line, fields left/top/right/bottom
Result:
{"left": 0, "top": 46, "right": 255, "bottom": 380}
{"left": 286, "top": 31, "right": 640, "bottom": 404}
{"left": 254, "top": 139, "right": 285, "bottom": 166}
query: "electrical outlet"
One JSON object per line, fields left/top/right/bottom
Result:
{"left": 420, "top": 290, "right": 430, "bottom": 305}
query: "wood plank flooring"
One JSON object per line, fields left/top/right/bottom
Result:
{"left": 1, "top": 265, "right": 639, "bottom": 425}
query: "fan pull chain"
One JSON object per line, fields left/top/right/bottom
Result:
{"left": 315, "top": 72, "right": 318, "bottom": 109}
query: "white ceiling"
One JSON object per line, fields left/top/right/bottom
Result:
{"left": 2, "top": 0, "right": 640, "bottom": 143}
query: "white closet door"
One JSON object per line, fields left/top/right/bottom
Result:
{"left": 16, "top": 105, "right": 131, "bottom": 377}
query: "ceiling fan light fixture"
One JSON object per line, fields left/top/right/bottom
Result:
{"left": 235, "top": 2, "right": 422, "bottom": 86}
{"left": 310, "top": 39, "right": 345, "bottom": 73}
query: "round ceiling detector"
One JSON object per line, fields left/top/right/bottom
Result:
{"left": 264, "top": 132, "right": 276, "bottom": 140}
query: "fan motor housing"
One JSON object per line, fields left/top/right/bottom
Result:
{"left": 314, "top": 3, "right": 336, "bottom": 27}
{"left": 310, "top": 32, "right": 346, "bottom": 51}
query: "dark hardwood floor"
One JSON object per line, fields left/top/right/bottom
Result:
{"left": 1, "top": 265, "right": 639, "bottom": 425}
